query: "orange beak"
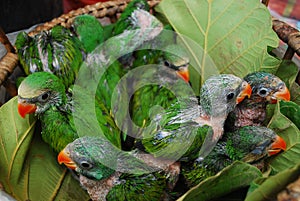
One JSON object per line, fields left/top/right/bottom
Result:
{"left": 269, "top": 86, "right": 291, "bottom": 104}
{"left": 176, "top": 68, "right": 190, "bottom": 83}
{"left": 18, "top": 101, "right": 37, "bottom": 118}
{"left": 57, "top": 148, "right": 77, "bottom": 170}
{"left": 236, "top": 82, "right": 252, "bottom": 104}
{"left": 268, "top": 135, "right": 287, "bottom": 156}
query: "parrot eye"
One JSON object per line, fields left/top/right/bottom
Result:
{"left": 38, "top": 92, "right": 50, "bottom": 102}
{"left": 164, "top": 61, "right": 171, "bottom": 67}
{"left": 278, "top": 83, "right": 285, "bottom": 91}
{"left": 226, "top": 92, "right": 235, "bottom": 101}
{"left": 258, "top": 88, "right": 268, "bottom": 97}
{"left": 79, "top": 160, "right": 93, "bottom": 170}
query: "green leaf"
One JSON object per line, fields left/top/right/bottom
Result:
{"left": 267, "top": 102, "right": 300, "bottom": 174}
{"left": 156, "top": 0, "right": 280, "bottom": 93}
{"left": 0, "top": 97, "right": 89, "bottom": 201}
{"left": 176, "top": 161, "right": 262, "bottom": 201}
{"left": 279, "top": 101, "right": 300, "bottom": 129}
{"left": 0, "top": 97, "right": 36, "bottom": 199}
{"left": 275, "top": 60, "right": 299, "bottom": 89}
{"left": 245, "top": 163, "right": 300, "bottom": 201}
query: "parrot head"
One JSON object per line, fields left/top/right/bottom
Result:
{"left": 58, "top": 136, "right": 116, "bottom": 181}
{"left": 17, "top": 72, "right": 66, "bottom": 118}
{"left": 199, "top": 74, "right": 252, "bottom": 117}
{"left": 244, "top": 72, "right": 290, "bottom": 104}
{"left": 163, "top": 44, "right": 190, "bottom": 83}
{"left": 229, "top": 126, "right": 287, "bottom": 163}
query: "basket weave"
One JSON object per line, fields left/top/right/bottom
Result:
{"left": 0, "top": 0, "right": 299, "bottom": 97}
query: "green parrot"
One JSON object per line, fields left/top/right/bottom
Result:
{"left": 225, "top": 71, "right": 291, "bottom": 132}
{"left": 81, "top": 9, "right": 166, "bottom": 138}
{"left": 112, "top": 0, "right": 150, "bottom": 36}
{"left": 102, "top": 0, "right": 191, "bottom": 139}
{"left": 17, "top": 72, "right": 121, "bottom": 153}
{"left": 126, "top": 44, "right": 190, "bottom": 140}
{"left": 181, "top": 126, "right": 287, "bottom": 188}
{"left": 72, "top": 14, "right": 104, "bottom": 53}
{"left": 15, "top": 25, "right": 85, "bottom": 89}
{"left": 57, "top": 136, "right": 176, "bottom": 201}
{"left": 138, "top": 74, "right": 253, "bottom": 162}
{"left": 110, "top": 0, "right": 174, "bottom": 70}
{"left": 17, "top": 9, "right": 165, "bottom": 151}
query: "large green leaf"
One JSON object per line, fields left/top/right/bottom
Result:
{"left": 177, "top": 161, "right": 262, "bottom": 201}
{"left": 156, "top": 0, "right": 280, "bottom": 92}
{"left": 245, "top": 163, "right": 300, "bottom": 201}
{"left": 0, "top": 97, "right": 89, "bottom": 201}
{"left": 267, "top": 102, "right": 300, "bottom": 174}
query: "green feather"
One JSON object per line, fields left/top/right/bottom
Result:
{"left": 18, "top": 72, "right": 121, "bottom": 152}
{"left": 182, "top": 126, "right": 279, "bottom": 188}
{"left": 73, "top": 14, "right": 104, "bottom": 53}
{"left": 106, "top": 173, "right": 167, "bottom": 201}
{"left": 137, "top": 74, "right": 249, "bottom": 161}
{"left": 63, "top": 136, "right": 170, "bottom": 201}
{"left": 128, "top": 43, "right": 190, "bottom": 139}
{"left": 112, "top": 0, "right": 150, "bottom": 36}
{"left": 15, "top": 25, "right": 84, "bottom": 88}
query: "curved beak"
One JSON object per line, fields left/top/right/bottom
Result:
{"left": 236, "top": 82, "right": 252, "bottom": 104}
{"left": 18, "top": 100, "right": 37, "bottom": 118}
{"left": 57, "top": 148, "right": 77, "bottom": 170}
{"left": 268, "top": 135, "right": 287, "bottom": 156}
{"left": 269, "top": 86, "right": 291, "bottom": 104}
{"left": 176, "top": 68, "right": 190, "bottom": 83}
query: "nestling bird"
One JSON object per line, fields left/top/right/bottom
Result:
{"left": 15, "top": 25, "right": 85, "bottom": 89}
{"left": 71, "top": 14, "right": 104, "bottom": 53}
{"left": 17, "top": 72, "right": 122, "bottom": 153}
{"left": 71, "top": 14, "right": 105, "bottom": 53}
{"left": 128, "top": 44, "right": 190, "bottom": 138}
{"left": 181, "top": 126, "right": 287, "bottom": 188}
{"left": 225, "top": 71, "right": 290, "bottom": 132}
{"left": 58, "top": 136, "right": 177, "bottom": 201}
{"left": 17, "top": 9, "right": 165, "bottom": 152}
{"left": 112, "top": 0, "right": 150, "bottom": 36}
{"left": 138, "top": 74, "right": 252, "bottom": 162}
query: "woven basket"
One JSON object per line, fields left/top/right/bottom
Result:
{"left": 0, "top": 0, "right": 299, "bottom": 101}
